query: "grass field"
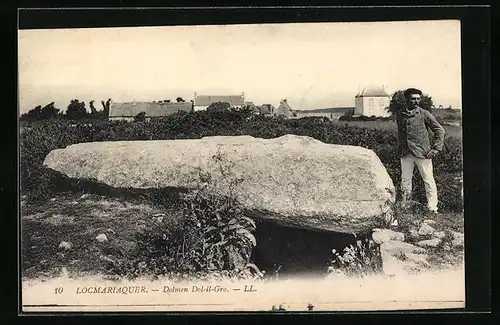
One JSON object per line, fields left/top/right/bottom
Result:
{"left": 332, "top": 120, "right": 462, "bottom": 140}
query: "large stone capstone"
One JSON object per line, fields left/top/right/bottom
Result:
{"left": 43, "top": 135, "right": 395, "bottom": 233}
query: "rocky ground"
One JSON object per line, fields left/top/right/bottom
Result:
{"left": 21, "top": 192, "right": 183, "bottom": 279}
{"left": 21, "top": 193, "right": 464, "bottom": 281}
{"left": 375, "top": 201, "right": 464, "bottom": 276}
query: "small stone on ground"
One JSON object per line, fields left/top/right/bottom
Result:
{"left": 95, "top": 233, "right": 108, "bottom": 243}
{"left": 372, "top": 229, "right": 405, "bottom": 244}
{"left": 58, "top": 241, "right": 72, "bottom": 250}
{"left": 416, "top": 238, "right": 441, "bottom": 248}
{"left": 418, "top": 223, "right": 435, "bottom": 236}
{"left": 433, "top": 231, "right": 446, "bottom": 239}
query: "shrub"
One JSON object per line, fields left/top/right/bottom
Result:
{"left": 103, "top": 192, "right": 262, "bottom": 280}
{"left": 327, "top": 237, "right": 383, "bottom": 277}
{"left": 134, "top": 112, "right": 146, "bottom": 122}
{"left": 20, "top": 120, "right": 93, "bottom": 202}
{"left": 20, "top": 102, "right": 62, "bottom": 121}
{"left": 339, "top": 115, "right": 382, "bottom": 122}
{"left": 180, "top": 189, "right": 260, "bottom": 274}
{"left": 101, "top": 168, "right": 263, "bottom": 280}
{"left": 66, "top": 99, "right": 88, "bottom": 120}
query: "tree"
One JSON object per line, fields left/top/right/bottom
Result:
{"left": 419, "top": 95, "right": 434, "bottom": 112}
{"left": 40, "top": 102, "right": 60, "bottom": 119}
{"left": 20, "top": 105, "right": 42, "bottom": 120}
{"left": 89, "top": 100, "right": 97, "bottom": 114}
{"left": 101, "top": 98, "right": 112, "bottom": 118}
{"left": 134, "top": 111, "right": 146, "bottom": 122}
{"left": 242, "top": 102, "right": 257, "bottom": 115}
{"left": 386, "top": 90, "right": 433, "bottom": 116}
{"left": 176, "top": 97, "right": 186, "bottom": 103}
{"left": 66, "top": 99, "right": 87, "bottom": 119}
{"left": 20, "top": 102, "right": 60, "bottom": 120}
{"left": 87, "top": 100, "right": 111, "bottom": 119}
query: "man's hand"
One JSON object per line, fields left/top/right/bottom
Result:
{"left": 426, "top": 149, "right": 439, "bottom": 159}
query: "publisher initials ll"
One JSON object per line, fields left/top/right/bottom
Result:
{"left": 244, "top": 285, "right": 256, "bottom": 292}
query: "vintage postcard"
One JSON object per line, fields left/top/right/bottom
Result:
{"left": 19, "top": 19, "right": 465, "bottom": 312}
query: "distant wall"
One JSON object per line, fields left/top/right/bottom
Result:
{"left": 294, "top": 108, "right": 354, "bottom": 121}
{"left": 109, "top": 117, "right": 135, "bottom": 122}
{"left": 109, "top": 117, "right": 155, "bottom": 122}
{"left": 294, "top": 112, "right": 337, "bottom": 120}
{"left": 193, "top": 105, "right": 209, "bottom": 112}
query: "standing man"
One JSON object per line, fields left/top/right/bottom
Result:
{"left": 396, "top": 88, "right": 446, "bottom": 214}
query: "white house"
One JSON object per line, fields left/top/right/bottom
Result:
{"left": 354, "top": 86, "right": 391, "bottom": 117}
{"left": 193, "top": 92, "right": 245, "bottom": 111}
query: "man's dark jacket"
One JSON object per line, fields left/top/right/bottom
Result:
{"left": 396, "top": 106, "right": 446, "bottom": 159}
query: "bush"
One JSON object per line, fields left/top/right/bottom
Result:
{"left": 20, "top": 120, "right": 95, "bottom": 202}
{"left": 180, "top": 189, "right": 259, "bottom": 274}
{"left": 338, "top": 115, "right": 393, "bottom": 122}
{"left": 20, "top": 109, "right": 463, "bottom": 212}
{"left": 101, "top": 171, "right": 263, "bottom": 280}
{"left": 327, "top": 237, "right": 383, "bottom": 277}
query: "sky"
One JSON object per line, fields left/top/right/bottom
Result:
{"left": 18, "top": 20, "right": 462, "bottom": 113}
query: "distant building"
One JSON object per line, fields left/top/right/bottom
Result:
{"left": 193, "top": 92, "right": 245, "bottom": 111}
{"left": 243, "top": 101, "right": 257, "bottom": 112}
{"left": 275, "top": 99, "right": 294, "bottom": 118}
{"left": 108, "top": 101, "right": 193, "bottom": 121}
{"left": 354, "top": 86, "right": 391, "bottom": 117}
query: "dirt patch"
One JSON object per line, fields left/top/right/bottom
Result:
{"left": 21, "top": 192, "right": 182, "bottom": 279}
